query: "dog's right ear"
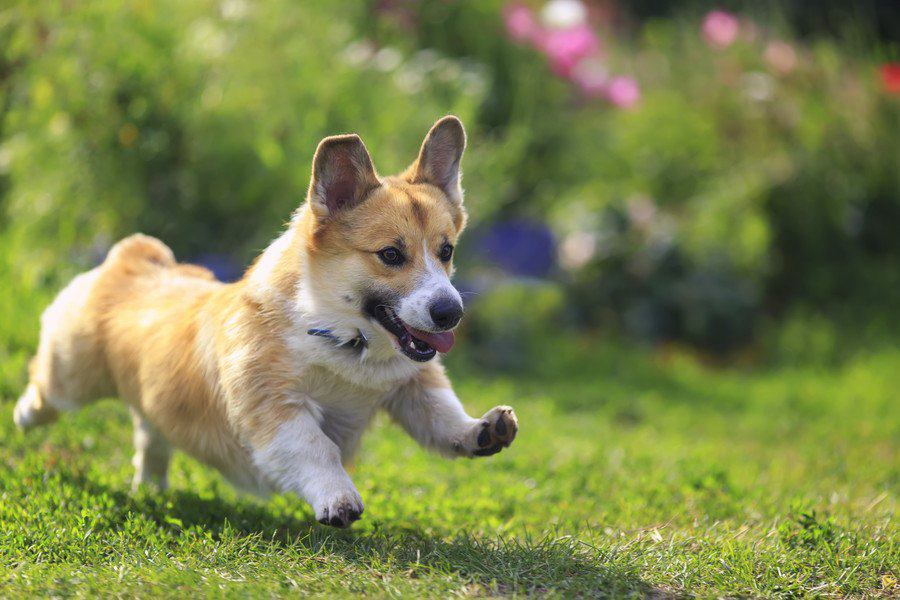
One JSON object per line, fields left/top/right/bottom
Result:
{"left": 307, "top": 134, "right": 380, "bottom": 218}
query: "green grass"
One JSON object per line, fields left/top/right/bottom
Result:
{"left": 0, "top": 334, "right": 897, "bottom": 598}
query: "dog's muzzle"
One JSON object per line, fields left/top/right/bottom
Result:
{"left": 367, "top": 303, "right": 456, "bottom": 362}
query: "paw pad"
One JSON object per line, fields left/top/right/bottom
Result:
{"left": 474, "top": 407, "right": 518, "bottom": 457}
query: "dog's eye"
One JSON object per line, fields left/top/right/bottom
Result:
{"left": 439, "top": 243, "right": 454, "bottom": 262}
{"left": 377, "top": 247, "right": 405, "bottom": 266}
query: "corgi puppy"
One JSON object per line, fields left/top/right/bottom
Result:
{"left": 13, "top": 116, "right": 517, "bottom": 527}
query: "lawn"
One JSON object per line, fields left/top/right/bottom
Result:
{"left": 0, "top": 336, "right": 897, "bottom": 597}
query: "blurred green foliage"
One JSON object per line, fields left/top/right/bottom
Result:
{"left": 1, "top": 0, "right": 898, "bottom": 358}
{"left": 0, "top": 0, "right": 485, "bottom": 267}
{"left": 377, "top": 0, "right": 900, "bottom": 351}
{"left": 462, "top": 280, "right": 566, "bottom": 370}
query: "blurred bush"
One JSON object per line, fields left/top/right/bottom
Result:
{"left": 369, "top": 0, "right": 900, "bottom": 353}
{"left": 1, "top": 0, "right": 899, "bottom": 364}
{"left": 0, "top": 0, "right": 486, "bottom": 271}
{"left": 460, "top": 280, "right": 566, "bottom": 370}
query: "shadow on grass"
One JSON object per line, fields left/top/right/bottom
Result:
{"left": 50, "top": 471, "right": 664, "bottom": 597}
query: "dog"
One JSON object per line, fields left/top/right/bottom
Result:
{"left": 13, "top": 116, "right": 518, "bottom": 527}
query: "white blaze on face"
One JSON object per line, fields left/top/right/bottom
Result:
{"left": 396, "top": 241, "right": 462, "bottom": 332}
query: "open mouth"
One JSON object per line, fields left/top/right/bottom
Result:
{"left": 370, "top": 304, "right": 455, "bottom": 362}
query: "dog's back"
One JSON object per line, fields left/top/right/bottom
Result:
{"left": 15, "top": 233, "right": 253, "bottom": 488}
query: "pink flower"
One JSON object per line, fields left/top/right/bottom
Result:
{"left": 570, "top": 57, "right": 608, "bottom": 97}
{"left": 606, "top": 76, "right": 641, "bottom": 108}
{"left": 764, "top": 40, "right": 798, "bottom": 75}
{"left": 503, "top": 4, "right": 540, "bottom": 43}
{"left": 537, "top": 24, "right": 600, "bottom": 77}
{"left": 701, "top": 10, "right": 739, "bottom": 49}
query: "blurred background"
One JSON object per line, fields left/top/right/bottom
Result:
{"left": 1, "top": 0, "right": 899, "bottom": 389}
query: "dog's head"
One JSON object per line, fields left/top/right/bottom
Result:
{"left": 297, "top": 116, "right": 468, "bottom": 362}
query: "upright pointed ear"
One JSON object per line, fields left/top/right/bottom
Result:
{"left": 408, "top": 116, "right": 466, "bottom": 204}
{"left": 308, "top": 134, "right": 380, "bottom": 218}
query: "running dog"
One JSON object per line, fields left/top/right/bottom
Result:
{"left": 14, "top": 116, "right": 518, "bottom": 527}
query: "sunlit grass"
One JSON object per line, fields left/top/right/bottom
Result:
{"left": 1, "top": 334, "right": 896, "bottom": 597}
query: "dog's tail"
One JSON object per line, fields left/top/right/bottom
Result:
{"left": 104, "top": 233, "right": 177, "bottom": 271}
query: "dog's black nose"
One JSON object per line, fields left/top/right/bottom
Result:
{"left": 429, "top": 297, "right": 463, "bottom": 330}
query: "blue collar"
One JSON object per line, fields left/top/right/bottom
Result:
{"left": 307, "top": 328, "right": 368, "bottom": 351}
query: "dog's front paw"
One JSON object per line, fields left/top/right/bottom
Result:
{"left": 314, "top": 488, "right": 364, "bottom": 528}
{"left": 470, "top": 406, "right": 518, "bottom": 457}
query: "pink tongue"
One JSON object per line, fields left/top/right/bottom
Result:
{"left": 407, "top": 327, "right": 456, "bottom": 353}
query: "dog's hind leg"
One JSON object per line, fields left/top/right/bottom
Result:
{"left": 13, "top": 382, "right": 59, "bottom": 431}
{"left": 130, "top": 409, "right": 172, "bottom": 492}
{"left": 14, "top": 268, "right": 114, "bottom": 433}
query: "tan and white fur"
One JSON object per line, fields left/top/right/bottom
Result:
{"left": 14, "top": 116, "right": 517, "bottom": 527}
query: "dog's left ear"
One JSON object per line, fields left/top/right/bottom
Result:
{"left": 408, "top": 116, "right": 466, "bottom": 204}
